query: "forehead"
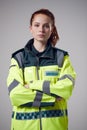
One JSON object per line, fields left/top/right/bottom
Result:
{"left": 32, "top": 14, "right": 53, "bottom": 24}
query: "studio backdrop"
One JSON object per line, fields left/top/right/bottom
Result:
{"left": 0, "top": 0, "right": 87, "bottom": 130}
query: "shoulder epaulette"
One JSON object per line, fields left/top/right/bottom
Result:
{"left": 11, "top": 48, "right": 24, "bottom": 68}
{"left": 12, "top": 48, "right": 24, "bottom": 58}
{"left": 54, "top": 47, "right": 68, "bottom": 56}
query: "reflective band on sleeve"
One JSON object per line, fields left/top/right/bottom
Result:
{"left": 8, "top": 79, "right": 19, "bottom": 93}
{"left": 15, "top": 52, "right": 24, "bottom": 68}
{"left": 43, "top": 81, "right": 50, "bottom": 95}
{"left": 59, "top": 74, "right": 75, "bottom": 86}
{"left": 57, "top": 50, "right": 64, "bottom": 67}
{"left": 12, "top": 109, "right": 67, "bottom": 120}
{"left": 32, "top": 91, "right": 43, "bottom": 107}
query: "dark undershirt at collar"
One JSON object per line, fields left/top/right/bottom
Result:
{"left": 31, "top": 44, "right": 46, "bottom": 57}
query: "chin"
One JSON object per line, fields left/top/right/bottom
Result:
{"left": 36, "top": 38, "right": 47, "bottom": 43}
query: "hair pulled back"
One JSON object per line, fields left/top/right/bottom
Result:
{"left": 30, "top": 9, "right": 59, "bottom": 46}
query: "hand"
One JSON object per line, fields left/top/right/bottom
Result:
{"left": 56, "top": 97, "right": 62, "bottom": 101}
{"left": 24, "top": 84, "right": 29, "bottom": 89}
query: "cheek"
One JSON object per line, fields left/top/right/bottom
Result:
{"left": 47, "top": 31, "right": 52, "bottom": 37}
{"left": 30, "top": 26, "right": 35, "bottom": 33}
{"left": 47, "top": 27, "right": 52, "bottom": 34}
{"left": 30, "top": 28, "right": 36, "bottom": 35}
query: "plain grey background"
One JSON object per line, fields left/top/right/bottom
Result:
{"left": 0, "top": 0, "right": 87, "bottom": 130}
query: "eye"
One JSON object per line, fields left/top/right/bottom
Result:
{"left": 44, "top": 24, "right": 50, "bottom": 28}
{"left": 34, "top": 24, "right": 39, "bottom": 27}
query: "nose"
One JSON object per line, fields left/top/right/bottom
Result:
{"left": 39, "top": 25, "right": 44, "bottom": 32}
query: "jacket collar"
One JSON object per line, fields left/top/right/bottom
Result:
{"left": 25, "top": 39, "right": 54, "bottom": 59}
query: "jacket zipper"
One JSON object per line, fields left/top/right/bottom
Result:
{"left": 36, "top": 56, "right": 42, "bottom": 130}
{"left": 39, "top": 107, "right": 42, "bottom": 130}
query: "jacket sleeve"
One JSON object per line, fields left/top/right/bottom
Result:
{"left": 7, "top": 57, "right": 55, "bottom": 107}
{"left": 29, "top": 55, "right": 76, "bottom": 100}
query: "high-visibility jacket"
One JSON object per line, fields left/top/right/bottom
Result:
{"left": 7, "top": 39, "right": 76, "bottom": 130}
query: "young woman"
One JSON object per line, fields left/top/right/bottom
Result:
{"left": 7, "top": 9, "right": 76, "bottom": 130}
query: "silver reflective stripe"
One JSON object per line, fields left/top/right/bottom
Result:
{"left": 32, "top": 91, "right": 43, "bottom": 107}
{"left": 15, "top": 52, "right": 24, "bottom": 68}
{"left": 43, "top": 81, "right": 50, "bottom": 95}
{"left": 59, "top": 74, "right": 75, "bottom": 86}
{"left": 15, "top": 52, "right": 25, "bottom": 83}
{"left": 57, "top": 50, "right": 64, "bottom": 67}
{"left": 8, "top": 79, "right": 19, "bottom": 93}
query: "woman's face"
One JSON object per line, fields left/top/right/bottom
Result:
{"left": 30, "top": 14, "right": 53, "bottom": 43}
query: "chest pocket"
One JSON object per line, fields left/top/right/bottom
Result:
{"left": 41, "top": 66, "right": 61, "bottom": 83}
{"left": 24, "top": 67, "right": 37, "bottom": 83}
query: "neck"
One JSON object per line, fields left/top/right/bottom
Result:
{"left": 33, "top": 39, "right": 47, "bottom": 52}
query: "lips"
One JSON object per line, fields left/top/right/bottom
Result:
{"left": 37, "top": 34, "right": 45, "bottom": 37}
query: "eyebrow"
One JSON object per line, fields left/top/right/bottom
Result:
{"left": 33, "top": 22, "right": 50, "bottom": 24}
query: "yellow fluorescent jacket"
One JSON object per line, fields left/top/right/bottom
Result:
{"left": 7, "top": 39, "right": 76, "bottom": 130}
